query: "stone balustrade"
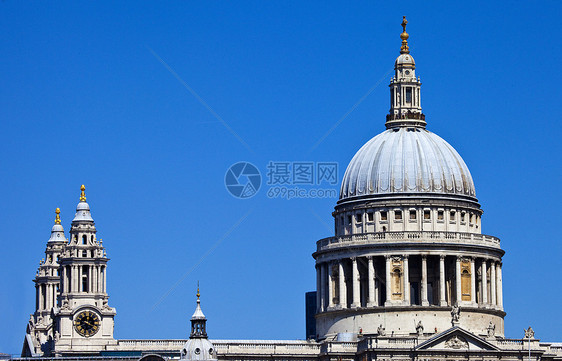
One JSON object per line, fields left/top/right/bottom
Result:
{"left": 317, "top": 231, "right": 501, "bottom": 252}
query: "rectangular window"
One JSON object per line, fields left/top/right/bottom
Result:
{"left": 395, "top": 210, "right": 402, "bottom": 220}
{"left": 424, "top": 210, "right": 431, "bottom": 220}
{"left": 355, "top": 214, "right": 362, "bottom": 223}
{"left": 410, "top": 210, "right": 417, "bottom": 220}
{"left": 380, "top": 211, "right": 388, "bottom": 221}
{"left": 438, "top": 210, "right": 444, "bottom": 220}
{"left": 450, "top": 211, "right": 456, "bottom": 220}
{"left": 406, "top": 88, "right": 412, "bottom": 103}
{"left": 367, "top": 212, "right": 374, "bottom": 222}
{"left": 347, "top": 215, "right": 352, "bottom": 225}
{"left": 461, "top": 212, "right": 466, "bottom": 222}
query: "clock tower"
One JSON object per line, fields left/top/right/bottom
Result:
{"left": 53, "top": 185, "right": 117, "bottom": 355}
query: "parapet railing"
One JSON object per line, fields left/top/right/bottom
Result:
{"left": 317, "top": 231, "right": 501, "bottom": 251}
{"left": 213, "top": 340, "right": 320, "bottom": 354}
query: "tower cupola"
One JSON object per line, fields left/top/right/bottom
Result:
{"left": 386, "top": 16, "right": 426, "bottom": 129}
{"left": 181, "top": 286, "right": 217, "bottom": 361}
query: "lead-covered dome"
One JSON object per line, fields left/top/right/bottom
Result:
{"left": 339, "top": 127, "right": 476, "bottom": 202}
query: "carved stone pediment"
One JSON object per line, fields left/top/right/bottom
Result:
{"left": 445, "top": 335, "right": 468, "bottom": 349}
{"left": 415, "top": 327, "right": 500, "bottom": 352}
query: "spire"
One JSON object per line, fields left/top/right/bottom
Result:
{"left": 55, "top": 208, "right": 61, "bottom": 225}
{"left": 80, "top": 185, "right": 86, "bottom": 202}
{"left": 190, "top": 283, "right": 207, "bottom": 338}
{"left": 385, "top": 16, "right": 425, "bottom": 129}
{"left": 400, "top": 16, "right": 409, "bottom": 54}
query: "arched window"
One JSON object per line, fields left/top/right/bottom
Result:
{"left": 82, "top": 235, "right": 87, "bottom": 245}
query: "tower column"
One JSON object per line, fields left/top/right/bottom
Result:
{"left": 481, "top": 259, "right": 488, "bottom": 305}
{"left": 470, "top": 257, "right": 476, "bottom": 304}
{"left": 497, "top": 263, "right": 503, "bottom": 308}
{"left": 439, "top": 255, "right": 446, "bottom": 306}
{"left": 338, "top": 260, "right": 346, "bottom": 308}
{"left": 385, "top": 256, "right": 392, "bottom": 306}
{"left": 320, "top": 263, "right": 327, "bottom": 312}
{"left": 351, "top": 257, "right": 360, "bottom": 308}
{"left": 367, "top": 256, "right": 376, "bottom": 307}
{"left": 421, "top": 255, "right": 429, "bottom": 306}
{"left": 327, "top": 263, "right": 335, "bottom": 309}
{"left": 403, "top": 256, "right": 410, "bottom": 305}
{"left": 490, "top": 261, "right": 497, "bottom": 307}
{"left": 316, "top": 264, "right": 321, "bottom": 313}
{"left": 455, "top": 256, "right": 462, "bottom": 304}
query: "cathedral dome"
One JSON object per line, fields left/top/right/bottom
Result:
{"left": 339, "top": 127, "right": 476, "bottom": 202}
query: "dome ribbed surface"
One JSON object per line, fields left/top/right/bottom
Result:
{"left": 340, "top": 127, "right": 476, "bottom": 200}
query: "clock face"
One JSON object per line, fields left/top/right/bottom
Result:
{"left": 73, "top": 310, "right": 100, "bottom": 337}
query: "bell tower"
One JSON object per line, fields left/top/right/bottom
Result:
{"left": 53, "top": 185, "right": 116, "bottom": 355}
{"left": 26, "top": 208, "right": 67, "bottom": 356}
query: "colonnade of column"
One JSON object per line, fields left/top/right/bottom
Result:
{"left": 61, "top": 264, "right": 106, "bottom": 295}
{"left": 315, "top": 254, "right": 503, "bottom": 313}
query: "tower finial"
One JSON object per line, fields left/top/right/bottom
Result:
{"left": 196, "top": 281, "right": 200, "bottom": 301}
{"left": 400, "top": 16, "right": 410, "bottom": 54}
{"left": 80, "top": 184, "right": 86, "bottom": 202}
{"left": 55, "top": 208, "right": 61, "bottom": 225}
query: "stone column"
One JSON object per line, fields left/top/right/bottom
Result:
{"left": 367, "top": 256, "right": 376, "bottom": 307}
{"left": 385, "top": 255, "right": 392, "bottom": 306}
{"left": 351, "top": 257, "right": 361, "bottom": 308}
{"left": 338, "top": 260, "right": 347, "bottom": 308}
{"left": 320, "top": 263, "right": 327, "bottom": 312}
{"left": 61, "top": 266, "right": 66, "bottom": 294}
{"left": 78, "top": 266, "right": 83, "bottom": 292}
{"left": 403, "top": 256, "right": 410, "bottom": 305}
{"left": 470, "top": 258, "right": 476, "bottom": 304}
{"left": 439, "top": 255, "right": 446, "bottom": 306}
{"left": 328, "top": 263, "right": 334, "bottom": 309}
{"left": 421, "top": 255, "right": 428, "bottom": 306}
{"left": 497, "top": 263, "right": 503, "bottom": 308}
{"left": 103, "top": 266, "right": 107, "bottom": 293}
{"left": 316, "top": 264, "right": 321, "bottom": 312}
{"left": 490, "top": 261, "right": 497, "bottom": 307}
{"left": 45, "top": 284, "right": 51, "bottom": 309}
{"left": 455, "top": 256, "right": 462, "bottom": 304}
{"left": 93, "top": 265, "right": 98, "bottom": 293}
{"left": 481, "top": 260, "right": 488, "bottom": 305}
{"left": 73, "top": 265, "right": 78, "bottom": 293}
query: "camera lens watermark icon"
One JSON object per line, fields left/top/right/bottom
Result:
{"left": 225, "top": 162, "right": 262, "bottom": 199}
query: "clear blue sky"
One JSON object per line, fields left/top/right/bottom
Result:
{"left": 1, "top": 1, "right": 561, "bottom": 354}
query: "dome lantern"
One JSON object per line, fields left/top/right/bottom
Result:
{"left": 386, "top": 16, "right": 426, "bottom": 129}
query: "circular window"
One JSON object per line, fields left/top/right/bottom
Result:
{"left": 194, "top": 348, "right": 201, "bottom": 355}
{"left": 405, "top": 70, "right": 410, "bottom": 75}
{"left": 209, "top": 348, "right": 214, "bottom": 354}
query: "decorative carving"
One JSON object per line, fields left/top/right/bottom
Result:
{"left": 416, "top": 321, "right": 424, "bottom": 336}
{"left": 445, "top": 335, "right": 468, "bottom": 349}
{"left": 487, "top": 322, "right": 496, "bottom": 338}
{"left": 377, "top": 324, "right": 386, "bottom": 336}
{"left": 524, "top": 327, "right": 535, "bottom": 339}
{"left": 451, "top": 303, "right": 461, "bottom": 325}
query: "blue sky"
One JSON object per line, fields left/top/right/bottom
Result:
{"left": 1, "top": 1, "right": 562, "bottom": 354}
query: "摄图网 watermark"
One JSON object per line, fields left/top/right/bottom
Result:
{"left": 225, "top": 161, "right": 338, "bottom": 199}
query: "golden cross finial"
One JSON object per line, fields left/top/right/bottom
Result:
{"left": 55, "top": 207, "right": 61, "bottom": 225}
{"left": 400, "top": 16, "right": 410, "bottom": 54}
{"left": 80, "top": 184, "right": 86, "bottom": 202}
{"left": 196, "top": 281, "right": 200, "bottom": 300}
